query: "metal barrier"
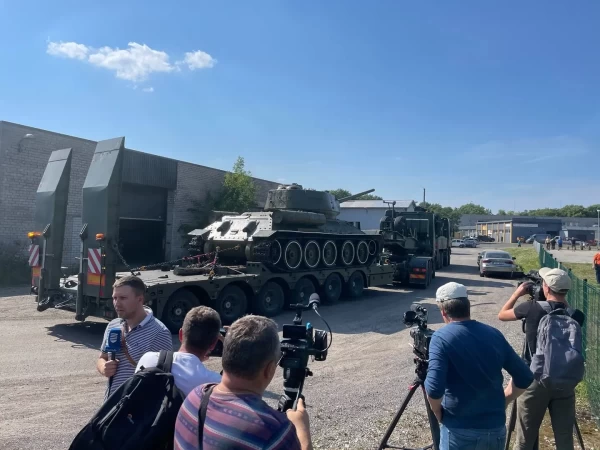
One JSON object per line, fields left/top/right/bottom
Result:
{"left": 535, "top": 244, "right": 599, "bottom": 424}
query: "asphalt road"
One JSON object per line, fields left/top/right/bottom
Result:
{"left": 0, "top": 248, "right": 526, "bottom": 450}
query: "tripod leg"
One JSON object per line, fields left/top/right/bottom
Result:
{"left": 504, "top": 400, "right": 517, "bottom": 450}
{"left": 420, "top": 385, "right": 440, "bottom": 450}
{"left": 377, "top": 382, "right": 421, "bottom": 450}
{"left": 574, "top": 418, "right": 585, "bottom": 450}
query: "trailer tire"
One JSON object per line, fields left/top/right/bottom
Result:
{"left": 321, "top": 273, "right": 343, "bottom": 303}
{"left": 162, "top": 290, "right": 200, "bottom": 333}
{"left": 292, "top": 277, "right": 316, "bottom": 305}
{"left": 253, "top": 281, "right": 285, "bottom": 317}
{"left": 344, "top": 271, "right": 365, "bottom": 299}
{"left": 216, "top": 285, "right": 248, "bottom": 325}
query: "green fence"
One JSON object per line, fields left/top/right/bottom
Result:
{"left": 537, "top": 244, "right": 599, "bottom": 422}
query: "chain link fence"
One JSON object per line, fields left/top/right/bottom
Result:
{"left": 534, "top": 241, "right": 599, "bottom": 423}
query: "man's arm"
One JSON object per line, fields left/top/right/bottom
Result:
{"left": 97, "top": 325, "right": 118, "bottom": 377}
{"left": 424, "top": 334, "right": 447, "bottom": 423}
{"left": 498, "top": 282, "right": 531, "bottom": 321}
{"left": 502, "top": 337, "right": 533, "bottom": 407}
{"left": 285, "top": 398, "right": 312, "bottom": 450}
{"left": 153, "top": 328, "right": 175, "bottom": 352}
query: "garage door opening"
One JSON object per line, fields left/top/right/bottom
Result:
{"left": 118, "top": 218, "right": 166, "bottom": 268}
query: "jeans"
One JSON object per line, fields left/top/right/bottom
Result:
{"left": 440, "top": 424, "right": 506, "bottom": 450}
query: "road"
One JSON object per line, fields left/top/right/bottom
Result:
{"left": 0, "top": 248, "right": 525, "bottom": 450}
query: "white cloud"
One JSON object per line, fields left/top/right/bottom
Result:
{"left": 178, "top": 50, "right": 216, "bottom": 70}
{"left": 46, "top": 40, "right": 215, "bottom": 84}
{"left": 47, "top": 41, "right": 89, "bottom": 60}
{"left": 142, "top": 87, "right": 154, "bottom": 93}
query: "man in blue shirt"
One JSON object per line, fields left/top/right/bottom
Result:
{"left": 425, "top": 282, "right": 533, "bottom": 450}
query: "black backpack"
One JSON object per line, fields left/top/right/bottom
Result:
{"left": 70, "top": 351, "right": 185, "bottom": 450}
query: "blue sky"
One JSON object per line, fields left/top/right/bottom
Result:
{"left": 1, "top": 1, "right": 599, "bottom": 212}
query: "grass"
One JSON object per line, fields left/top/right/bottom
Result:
{"left": 504, "top": 247, "right": 541, "bottom": 273}
{"left": 563, "top": 262, "right": 599, "bottom": 287}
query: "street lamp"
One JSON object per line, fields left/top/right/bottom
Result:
{"left": 17, "top": 133, "right": 34, "bottom": 152}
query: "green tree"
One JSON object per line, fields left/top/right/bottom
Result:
{"left": 498, "top": 209, "right": 507, "bottom": 215}
{"left": 456, "top": 203, "right": 492, "bottom": 215}
{"left": 215, "top": 156, "right": 258, "bottom": 213}
{"left": 327, "top": 188, "right": 383, "bottom": 200}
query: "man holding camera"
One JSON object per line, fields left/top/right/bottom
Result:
{"left": 425, "top": 282, "right": 533, "bottom": 450}
{"left": 499, "top": 268, "right": 585, "bottom": 450}
{"left": 174, "top": 315, "right": 312, "bottom": 450}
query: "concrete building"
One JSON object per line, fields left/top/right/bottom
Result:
{"left": 475, "top": 217, "right": 562, "bottom": 243}
{"left": 0, "top": 121, "right": 279, "bottom": 266}
{"left": 338, "top": 200, "right": 416, "bottom": 230}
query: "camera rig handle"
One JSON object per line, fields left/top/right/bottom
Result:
{"left": 290, "top": 293, "right": 321, "bottom": 325}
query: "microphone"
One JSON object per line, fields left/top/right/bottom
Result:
{"left": 308, "top": 293, "right": 321, "bottom": 310}
{"left": 104, "top": 328, "right": 122, "bottom": 361}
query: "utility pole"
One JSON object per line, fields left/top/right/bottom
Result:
{"left": 423, "top": 188, "right": 426, "bottom": 205}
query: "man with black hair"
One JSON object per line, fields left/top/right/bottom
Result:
{"left": 499, "top": 268, "right": 585, "bottom": 450}
{"left": 426, "top": 282, "right": 533, "bottom": 450}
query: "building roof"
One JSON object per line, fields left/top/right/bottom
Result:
{"left": 341, "top": 200, "right": 416, "bottom": 209}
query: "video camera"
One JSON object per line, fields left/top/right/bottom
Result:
{"left": 518, "top": 270, "right": 546, "bottom": 302}
{"left": 403, "top": 304, "right": 434, "bottom": 368}
{"left": 277, "top": 293, "right": 330, "bottom": 412}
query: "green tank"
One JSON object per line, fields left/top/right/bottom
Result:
{"left": 189, "top": 184, "right": 383, "bottom": 272}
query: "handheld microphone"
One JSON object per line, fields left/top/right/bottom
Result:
{"left": 104, "top": 328, "right": 122, "bottom": 361}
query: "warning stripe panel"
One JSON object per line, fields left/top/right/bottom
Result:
{"left": 87, "top": 273, "right": 106, "bottom": 286}
{"left": 28, "top": 245, "right": 40, "bottom": 267}
{"left": 88, "top": 248, "right": 102, "bottom": 274}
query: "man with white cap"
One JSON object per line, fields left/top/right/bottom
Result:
{"left": 499, "top": 268, "right": 585, "bottom": 450}
{"left": 425, "top": 282, "right": 533, "bottom": 450}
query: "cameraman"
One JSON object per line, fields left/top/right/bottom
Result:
{"left": 425, "top": 282, "right": 533, "bottom": 450}
{"left": 173, "top": 315, "right": 312, "bottom": 450}
{"left": 498, "top": 268, "right": 585, "bottom": 450}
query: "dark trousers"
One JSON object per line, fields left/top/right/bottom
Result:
{"left": 595, "top": 266, "right": 600, "bottom": 284}
{"left": 514, "top": 380, "right": 575, "bottom": 450}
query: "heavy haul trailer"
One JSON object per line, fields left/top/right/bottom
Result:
{"left": 378, "top": 206, "right": 451, "bottom": 288}
{"left": 29, "top": 137, "right": 396, "bottom": 332}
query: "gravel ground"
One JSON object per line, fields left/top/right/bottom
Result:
{"left": 547, "top": 247, "right": 598, "bottom": 264}
{"left": 0, "top": 248, "right": 527, "bottom": 450}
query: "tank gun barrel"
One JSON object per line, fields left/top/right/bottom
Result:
{"left": 338, "top": 189, "right": 375, "bottom": 203}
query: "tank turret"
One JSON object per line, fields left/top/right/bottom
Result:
{"left": 188, "top": 184, "right": 382, "bottom": 272}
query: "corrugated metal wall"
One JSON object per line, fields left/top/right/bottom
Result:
{"left": 122, "top": 149, "right": 177, "bottom": 189}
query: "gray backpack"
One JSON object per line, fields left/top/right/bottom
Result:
{"left": 530, "top": 301, "right": 585, "bottom": 390}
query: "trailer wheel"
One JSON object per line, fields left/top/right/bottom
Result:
{"left": 162, "top": 290, "right": 200, "bottom": 333}
{"left": 344, "top": 271, "right": 364, "bottom": 299}
{"left": 321, "top": 273, "right": 342, "bottom": 303}
{"left": 253, "top": 281, "right": 285, "bottom": 317}
{"left": 216, "top": 285, "right": 248, "bottom": 325}
{"left": 292, "top": 277, "right": 316, "bottom": 305}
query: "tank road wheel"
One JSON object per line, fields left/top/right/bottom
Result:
{"left": 253, "top": 281, "right": 285, "bottom": 317}
{"left": 344, "top": 271, "right": 365, "bottom": 299}
{"left": 321, "top": 273, "right": 343, "bottom": 303}
{"left": 322, "top": 240, "right": 337, "bottom": 267}
{"left": 162, "top": 290, "right": 200, "bottom": 333}
{"left": 340, "top": 240, "right": 355, "bottom": 266}
{"left": 216, "top": 285, "right": 248, "bottom": 325}
{"left": 303, "top": 240, "right": 321, "bottom": 269}
{"left": 356, "top": 241, "right": 369, "bottom": 265}
{"left": 293, "top": 277, "right": 316, "bottom": 305}
{"left": 284, "top": 241, "right": 303, "bottom": 270}
{"left": 368, "top": 240, "right": 378, "bottom": 256}
{"left": 270, "top": 240, "right": 283, "bottom": 265}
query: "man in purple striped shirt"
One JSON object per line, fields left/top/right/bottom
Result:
{"left": 174, "top": 315, "right": 312, "bottom": 450}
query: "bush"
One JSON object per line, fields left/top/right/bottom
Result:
{"left": 0, "top": 240, "right": 31, "bottom": 286}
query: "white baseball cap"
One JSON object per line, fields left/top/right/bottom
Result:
{"left": 539, "top": 267, "right": 571, "bottom": 293}
{"left": 436, "top": 282, "right": 468, "bottom": 302}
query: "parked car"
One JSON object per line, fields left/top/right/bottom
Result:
{"left": 452, "top": 239, "right": 465, "bottom": 248}
{"left": 476, "top": 235, "right": 495, "bottom": 242}
{"left": 525, "top": 234, "right": 551, "bottom": 244}
{"left": 463, "top": 238, "right": 478, "bottom": 248}
{"left": 478, "top": 250, "right": 520, "bottom": 277}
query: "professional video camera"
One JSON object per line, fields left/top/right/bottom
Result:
{"left": 403, "top": 304, "right": 435, "bottom": 363}
{"left": 277, "top": 293, "right": 331, "bottom": 413}
{"left": 518, "top": 270, "right": 546, "bottom": 302}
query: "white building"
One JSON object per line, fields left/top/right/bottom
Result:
{"left": 338, "top": 200, "right": 416, "bottom": 230}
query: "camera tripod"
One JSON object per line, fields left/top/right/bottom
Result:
{"left": 504, "top": 330, "right": 585, "bottom": 450}
{"left": 378, "top": 358, "right": 440, "bottom": 450}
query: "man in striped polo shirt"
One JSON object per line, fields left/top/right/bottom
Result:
{"left": 174, "top": 315, "right": 312, "bottom": 450}
{"left": 97, "top": 275, "right": 173, "bottom": 399}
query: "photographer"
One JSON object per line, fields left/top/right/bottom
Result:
{"left": 425, "top": 282, "right": 533, "bottom": 450}
{"left": 173, "top": 315, "right": 312, "bottom": 450}
{"left": 498, "top": 268, "right": 585, "bottom": 450}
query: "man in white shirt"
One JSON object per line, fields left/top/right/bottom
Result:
{"left": 136, "top": 305, "right": 222, "bottom": 395}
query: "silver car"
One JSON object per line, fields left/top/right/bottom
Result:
{"left": 478, "top": 250, "right": 518, "bottom": 277}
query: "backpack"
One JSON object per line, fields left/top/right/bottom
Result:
{"left": 530, "top": 301, "right": 585, "bottom": 391}
{"left": 70, "top": 351, "right": 184, "bottom": 450}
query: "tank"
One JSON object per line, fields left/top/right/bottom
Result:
{"left": 188, "top": 184, "right": 383, "bottom": 272}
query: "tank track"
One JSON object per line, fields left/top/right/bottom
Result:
{"left": 251, "top": 233, "right": 382, "bottom": 272}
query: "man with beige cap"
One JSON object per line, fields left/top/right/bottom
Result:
{"left": 499, "top": 268, "right": 586, "bottom": 450}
